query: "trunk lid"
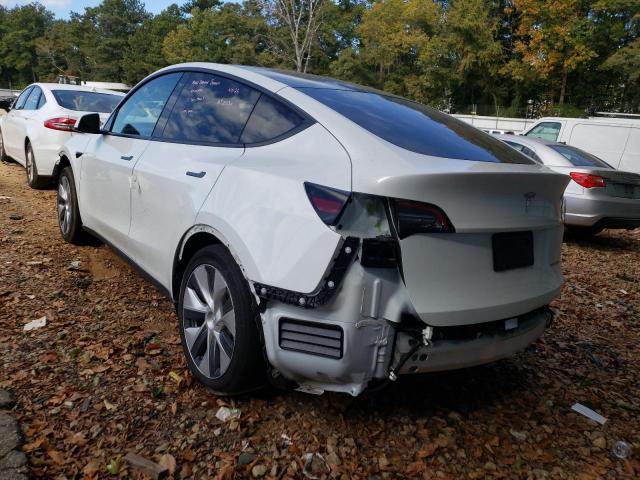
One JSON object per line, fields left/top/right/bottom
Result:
{"left": 389, "top": 169, "right": 568, "bottom": 326}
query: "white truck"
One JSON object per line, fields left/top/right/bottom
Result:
{"left": 523, "top": 116, "right": 640, "bottom": 174}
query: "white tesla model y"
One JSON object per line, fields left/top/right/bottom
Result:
{"left": 56, "top": 64, "right": 568, "bottom": 396}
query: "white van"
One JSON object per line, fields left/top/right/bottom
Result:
{"left": 522, "top": 117, "right": 640, "bottom": 174}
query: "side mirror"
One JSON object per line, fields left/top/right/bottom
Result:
{"left": 75, "top": 113, "right": 102, "bottom": 134}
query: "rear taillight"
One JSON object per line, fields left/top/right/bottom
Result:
{"left": 304, "top": 182, "right": 351, "bottom": 226}
{"left": 392, "top": 199, "right": 454, "bottom": 239}
{"left": 44, "top": 117, "right": 76, "bottom": 131}
{"left": 570, "top": 172, "right": 606, "bottom": 188}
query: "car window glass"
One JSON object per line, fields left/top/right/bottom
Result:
{"left": 526, "top": 122, "right": 561, "bottom": 141}
{"left": 52, "top": 90, "right": 121, "bottom": 113}
{"left": 300, "top": 88, "right": 533, "bottom": 164}
{"left": 240, "top": 94, "right": 304, "bottom": 144}
{"left": 162, "top": 72, "right": 260, "bottom": 144}
{"left": 37, "top": 91, "right": 46, "bottom": 109}
{"left": 23, "top": 87, "right": 41, "bottom": 110}
{"left": 548, "top": 144, "right": 612, "bottom": 168}
{"left": 112, "top": 72, "right": 182, "bottom": 137}
{"left": 522, "top": 147, "right": 542, "bottom": 163}
{"left": 503, "top": 141, "right": 525, "bottom": 152}
{"left": 13, "top": 87, "right": 33, "bottom": 110}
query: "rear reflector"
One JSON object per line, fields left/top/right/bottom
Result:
{"left": 44, "top": 117, "right": 76, "bottom": 132}
{"left": 392, "top": 199, "right": 454, "bottom": 239}
{"left": 304, "top": 182, "right": 350, "bottom": 226}
{"left": 570, "top": 172, "right": 606, "bottom": 188}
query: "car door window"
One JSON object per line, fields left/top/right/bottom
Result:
{"left": 526, "top": 122, "right": 561, "bottom": 141}
{"left": 23, "top": 87, "right": 42, "bottom": 110}
{"left": 240, "top": 94, "right": 304, "bottom": 144}
{"left": 13, "top": 87, "right": 33, "bottom": 110}
{"left": 161, "top": 72, "right": 260, "bottom": 144}
{"left": 112, "top": 72, "right": 182, "bottom": 137}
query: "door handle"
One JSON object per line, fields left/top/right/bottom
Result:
{"left": 120, "top": 155, "right": 134, "bottom": 161}
{"left": 186, "top": 171, "right": 206, "bottom": 178}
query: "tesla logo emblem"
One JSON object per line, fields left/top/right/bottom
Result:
{"left": 524, "top": 192, "right": 536, "bottom": 213}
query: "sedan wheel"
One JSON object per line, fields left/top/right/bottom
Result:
{"left": 178, "top": 245, "right": 265, "bottom": 394}
{"left": 182, "top": 264, "right": 236, "bottom": 379}
{"left": 25, "top": 143, "right": 45, "bottom": 188}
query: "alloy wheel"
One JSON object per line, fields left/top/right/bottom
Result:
{"left": 182, "top": 264, "right": 236, "bottom": 379}
{"left": 57, "top": 175, "right": 72, "bottom": 236}
{"left": 26, "top": 148, "right": 34, "bottom": 182}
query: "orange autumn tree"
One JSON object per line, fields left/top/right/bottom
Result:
{"left": 512, "top": 0, "right": 597, "bottom": 104}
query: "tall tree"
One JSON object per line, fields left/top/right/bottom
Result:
{"left": 258, "top": 0, "right": 329, "bottom": 72}
{"left": 511, "top": 0, "right": 597, "bottom": 104}
{"left": 0, "top": 3, "right": 53, "bottom": 87}
{"left": 122, "top": 4, "right": 185, "bottom": 85}
{"left": 163, "top": 3, "right": 272, "bottom": 66}
{"left": 73, "top": 0, "right": 150, "bottom": 82}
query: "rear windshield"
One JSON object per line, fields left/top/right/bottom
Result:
{"left": 549, "top": 144, "right": 612, "bottom": 168}
{"left": 52, "top": 90, "right": 121, "bottom": 113}
{"left": 300, "top": 89, "right": 533, "bottom": 164}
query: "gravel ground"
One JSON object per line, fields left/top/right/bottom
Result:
{"left": 1, "top": 159, "right": 639, "bottom": 479}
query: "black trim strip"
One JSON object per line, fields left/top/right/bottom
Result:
{"left": 254, "top": 236, "right": 359, "bottom": 309}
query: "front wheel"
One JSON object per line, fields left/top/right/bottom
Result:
{"left": 178, "top": 245, "right": 266, "bottom": 395}
{"left": 57, "top": 167, "right": 87, "bottom": 244}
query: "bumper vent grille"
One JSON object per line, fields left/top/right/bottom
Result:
{"left": 279, "top": 318, "right": 343, "bottom": 359}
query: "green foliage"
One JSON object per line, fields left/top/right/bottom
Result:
{"left": 0, "top": 0, "right": 638, "bottom": 113}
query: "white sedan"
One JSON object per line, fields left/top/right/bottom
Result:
{"left": 56, "top": 63, "right": 568, "bottom": 396}
{"left": 0, "top": 84, "right": 124, "bottom": 188}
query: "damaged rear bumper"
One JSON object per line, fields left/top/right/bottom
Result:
{"left": 259, "top": 255, "right": 555, "bottom": 396}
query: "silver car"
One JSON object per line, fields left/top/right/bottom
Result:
{"left": 495, "top": 135, "right": 640, "bottom": 236}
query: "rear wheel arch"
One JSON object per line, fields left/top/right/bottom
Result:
{"left": 173, "top": 228, "right": 224, "bottom": 301}
{"left": 53, "top": 154, "right": 71, "bottom": 180}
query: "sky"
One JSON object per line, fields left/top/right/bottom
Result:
{"left": 0, "top": 0, "right": 180, "bottom": 18}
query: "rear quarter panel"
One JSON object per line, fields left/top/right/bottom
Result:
{"left": 196, "top": 123, "right": 352, "bottom": 294}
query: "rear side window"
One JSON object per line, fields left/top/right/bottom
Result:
{"left": 162, "top": 72, "right": 260, "bottom": 144}
{"left": 526, "top": 122, "right": 561, "bottom": 141}
{"left": 13, "top": 87, "right": 33, "bottom": 110}
{"left": 23, "top": 87, "right": 42, "bottom": 110}
{"left": 240, "top": 94, "right": 304, "bottom": 144}
{"left": 300, "top": 89, "right": 533, "bottom": 164}
{"left": 52, "top": 90, "right": 122, "bottom": 113}
{"left": 112, "top": 72, "right": 182, "bottom": 137}
{"left": 37, "top": 92, "right": 46, "bottom": 108}
{"left": 548, "top": 144, "right": 612, "bottom": 168}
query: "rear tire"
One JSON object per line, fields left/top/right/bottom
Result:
{"left": 57, "top": 167, "right": 88, "bottom": 244}
{"left": 25, "top": 142, "right": 47, "bottom": 189}
{"left": 567, "top": 225, "right": 604, "bottom": 238}
{"left": 178, "top": 245, "right": 266, "bottom": 395}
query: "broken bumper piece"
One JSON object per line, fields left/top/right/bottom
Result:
{"left": 259, "top": 256, "right": 554, "bottom": 396}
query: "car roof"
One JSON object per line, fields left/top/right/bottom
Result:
{"left": 32, "top": 83, "right": 125, "bottom": 96}
{"left": 156, "top": 63, "right": 389, "bottom": 95}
